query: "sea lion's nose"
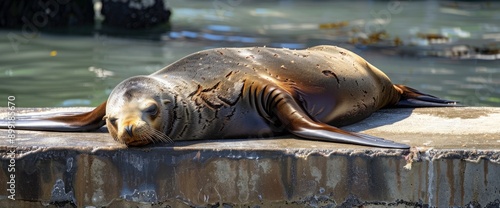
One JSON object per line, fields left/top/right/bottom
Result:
{"left": 125, "top": 125, "right": 134, "bottom": 137}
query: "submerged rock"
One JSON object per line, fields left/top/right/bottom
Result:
{"left": 0, "top": 0, "right": 94, "bottom": 28}
{"left": 101, "top": 0, "right": 171, "bottom": 29}
{"left": 0, "top": 0, "right": 171, "bottom": 29}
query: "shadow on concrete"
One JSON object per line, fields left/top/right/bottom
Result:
{"left": 341, "top": 108, "right": 415, "bottom": 132}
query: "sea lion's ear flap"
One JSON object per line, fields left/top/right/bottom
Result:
{"left": 103, "top": 115, "right": 108, "bottom": 120}
{"left": 162, "top": 99, "right": 172, "bottom": 105}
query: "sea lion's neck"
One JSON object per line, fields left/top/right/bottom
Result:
{"left": 151, "top": 75, "right": 200, "bottom": 141}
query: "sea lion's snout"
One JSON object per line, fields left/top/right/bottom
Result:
{"left": 106, "top": 98, "right": 170, "bottom": 146}
{"left": 124, "top": 125, "right": 134, "bottom": 137}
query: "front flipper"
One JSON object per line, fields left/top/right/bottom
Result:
{"left": 261, "top": 85, "right": 410, "bottom": 149}
{"left": 292, "top": 126, "right": 410, "bottom": 149}
{"left": 0, "top": 101, "right": 107, "bottom": 132}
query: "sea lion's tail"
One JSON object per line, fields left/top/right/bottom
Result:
{"left": 393, "top": 84, "right": 461, "bottom": 107}
{"left": 0, "top": 101, "right": 107, "bottom": 132}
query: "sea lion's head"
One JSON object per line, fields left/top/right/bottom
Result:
{"left": 105, "top": 76, "right": 173, "bottom": 146}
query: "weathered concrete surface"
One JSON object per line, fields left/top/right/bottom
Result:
{"left": 0, "top": 107, "right": 499, "bottom": 207}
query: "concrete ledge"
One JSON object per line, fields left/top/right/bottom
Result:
{"left": 1, "top": 107, "right": 500, "bottom": 207}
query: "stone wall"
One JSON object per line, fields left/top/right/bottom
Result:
{"left": 0, "top": 107, "right": 499, "bottom": 207}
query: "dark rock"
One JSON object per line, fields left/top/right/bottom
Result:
{"left": 0, "top": 0, "right": 94, "bottom": 28}
{"left": 101, "top": 0, "right": 171, "bottom": 29}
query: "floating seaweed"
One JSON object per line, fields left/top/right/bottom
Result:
{"left": 318, "top": 21, "right": 349, "bottom": 30}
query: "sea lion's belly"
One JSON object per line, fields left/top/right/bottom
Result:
{"left": 289, "top": 69, "right": 390, "bottom": 126}
{"left": 240, "top": 46, "right": 396, "bottom": 126}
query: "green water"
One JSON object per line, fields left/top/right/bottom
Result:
{"left": 1, "top": 0, "right": 499, "bottom": 107}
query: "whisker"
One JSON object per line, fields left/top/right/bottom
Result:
{"left": 138, "top": 129, "right": 153, "bottom": 144}
{"left": 153, "top": 128, "right": 173, "bottom": 144}
{"left": 151, "top": 129, "right": 167, "bottom": 143}
{"left": 132, "top": 125, "right": 173, "bottom": 145}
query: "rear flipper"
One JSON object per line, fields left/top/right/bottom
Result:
{"left": 0, "top": 102, "right": 107, "bottom": 132}
{"left": 394, "top": 84, "right": 461, "bottom": 107}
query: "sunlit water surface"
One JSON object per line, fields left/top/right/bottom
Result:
{"left": 0, "top": 1, "right": 499, "bottom": 107}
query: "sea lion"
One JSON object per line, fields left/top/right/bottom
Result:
{"left": 1, "top": 45, "right": 458, "bottom": 148}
